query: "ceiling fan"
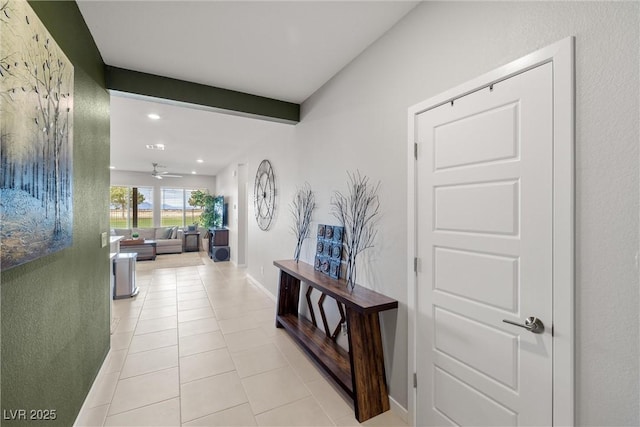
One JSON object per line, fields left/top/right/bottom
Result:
{"left": 151, "top": 162, "right": 182, "bottom": 180}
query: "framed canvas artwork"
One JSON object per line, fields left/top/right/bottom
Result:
{"left": 0, "top": 0, "right": 74, "bottom": 270}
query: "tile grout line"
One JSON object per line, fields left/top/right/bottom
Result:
{"left": 278, "top": 346, "right": 341, "bottom": 426}
{"left": 101, "top": 272, "right": 152, "bottom": 425}
{"left": 104, "top": 395, "right": 180, "bottom": 423}
{"left": 181, "top": 401, "right": 249, "bottom": 426}
{"left": 174, "top": 272, "right": 184, "bottom": 427}
{"left": 106, "top": 272, "right": 149, "bottom": 423}
{"left": 196, "top": 262, "right": 260, "bottom": 426}
{"left": 106, "top": 268, "right": 178, "bottom": 424}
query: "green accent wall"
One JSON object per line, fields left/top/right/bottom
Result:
{"left": 1, "top": 1, "right": 110, "bottom": 425}
{"left": 106, "top": 66, "right": 300, "bottom": 123}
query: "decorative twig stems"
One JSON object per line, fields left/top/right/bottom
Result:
{"left": 290, "top": 183, "right": 316, "bottom": 262}
{"left": 331, "top": 171, "right": 380, "bottom": 290}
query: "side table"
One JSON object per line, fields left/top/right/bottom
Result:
{"left": 273, "top": 259, "right": 398, "bottom": 422}
{"left": 184, "top": 232, "right": 200, "bottom": 252}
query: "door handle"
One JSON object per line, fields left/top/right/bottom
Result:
{"left": 502, "top": 317, "right": 544, "bottom": 334}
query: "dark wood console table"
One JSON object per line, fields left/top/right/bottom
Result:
{"left": 273, "top": 260, "right": 398, "bottom": 422}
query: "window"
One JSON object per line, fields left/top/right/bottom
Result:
{"left": 161, "top": 188, "right": 205, "bottom": 227}
{"left": 109, "top": 186, "right": 153, "bottom": 228}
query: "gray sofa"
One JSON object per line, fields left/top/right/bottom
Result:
{"left": 112, "top": 226, "right": 184, "bottom": 254}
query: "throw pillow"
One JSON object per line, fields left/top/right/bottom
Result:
{"left": 137, "top": 228, "right": 155, "bottom": 240}
{"left": 155, "top": 227, "right": 173, "bottom": 240}
{"left": 171, "top": 226, "right": 178, "bottom": 239}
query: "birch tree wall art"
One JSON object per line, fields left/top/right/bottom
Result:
{"left": 1, "top": 0, "right": 74, "bottom": 271}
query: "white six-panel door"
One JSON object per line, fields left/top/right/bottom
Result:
{"left": 415, "top": 62, "right": 553, "bottom": 426}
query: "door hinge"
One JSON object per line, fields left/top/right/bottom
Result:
{"left": 414, "top": 142, "right": 418, "bottom": 159}
{"left": 414, "top": 257, "right": 420, "bottom": 273}
{"left": 413, "top": 372, "right": 417, "bottom": 388}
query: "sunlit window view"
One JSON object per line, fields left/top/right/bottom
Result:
{"left": 109, "top": 186, "right": 153, "bottom": 228}
{"left": 161, "top": 188, "right": 204, "bottom": 227}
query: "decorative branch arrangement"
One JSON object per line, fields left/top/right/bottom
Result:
{"left": 331, "top": 171, "right": 380, "bottom": 290}
{"left": 290, "top": 183, "right": 316, "bottom": 262}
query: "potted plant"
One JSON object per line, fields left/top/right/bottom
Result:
{"left": 200, "top": 195, "right": 216, "bottom": 230}
{"left": 131, "top": 232, "right": 140, "bottom": 240}
{"left": 188, "top": 190, "right": 216, "bottom": 254}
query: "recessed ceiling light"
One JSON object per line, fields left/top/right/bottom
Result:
{"left": 196, "top": 159, "right": 204, "bottom": 163}
{"left": 145, "top": 144, "right": 165, "bottom": 150}
{"left": 147, "top": 113, "right": 160, "bottom": 120}
{"left": 191, "top": 171, "right": 197, "bottom": 175}
{"left": 109, "top": 166, "right": 115, "bottom": 169}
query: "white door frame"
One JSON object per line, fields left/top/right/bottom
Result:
{"left": 407, "top": 37, "right": 575, "bottom": 426}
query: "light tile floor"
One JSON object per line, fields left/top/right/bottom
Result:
{"left": 75, "top": 252, "right": 406, "bottom": 427}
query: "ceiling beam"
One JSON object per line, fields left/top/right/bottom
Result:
{"left": 105, "top": 66, "right": 300, "bottom": 124}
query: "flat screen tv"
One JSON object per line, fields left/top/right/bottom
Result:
{"left": 213, "top": 196, "right": 224, "bottom": 228}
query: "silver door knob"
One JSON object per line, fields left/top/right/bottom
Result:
{"left": 502, "top": 317, "right": 544, "bottom": 334}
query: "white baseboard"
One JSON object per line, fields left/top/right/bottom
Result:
{"left": 73, "top": 348, "right": 112, "bottom": 426}
{"left": 389, "top": 395, "right": 408, "bottom": 424}
{"left": 229, "top": 259, "right": 247, "bottom": 268}
{"left": 247, "top": 274, "right": 276, "bottom": 302}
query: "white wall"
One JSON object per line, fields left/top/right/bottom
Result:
{"left": 216, "top": 164, "right": 239, "bottom": 263}
{"left": 110, "top": 169, "right": 216, "bottom": 227}
{"left": 245, "top": 128, "right": 299, "bottom": 285}
{"left": 241, "top": 2, "right": 639, "bottom": 424}
{"left": 237, "top": 164, "right": 248, "bottom": 266}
